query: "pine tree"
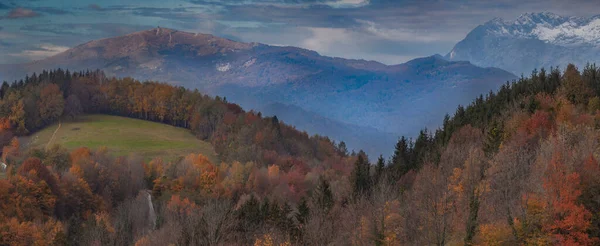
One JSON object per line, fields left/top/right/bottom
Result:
{"left": 374, "top": 155, "right": 385, "bottom": 184}
{"left": 483, "top": 121, "right": 503, "bottom": 157}
{"left": 390, "top": 137, "right": 410, "bottom": 179}
{"left": 237, "top": 194, "right": 262, "bottom": 226}
{"left": 337, "top": 141, "right": 348, "bottom": 156}
{"left": 352, "top": 151, "right": 371, "bottom": 199}
{"left": 314, "top": 177, "right": 334, "bottom": 212}
{"left": 412, "top": 129, "right": 431, "bottom": 170}
{"left": 293, "top": 198, "right": 310, "bottom": 243}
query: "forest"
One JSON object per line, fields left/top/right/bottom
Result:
{"left": 0, "top": 64, "right": 600, "bottom": 245}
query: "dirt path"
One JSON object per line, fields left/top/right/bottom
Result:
{"left": 46, "top": 121, "right": 61, "bottom": 150}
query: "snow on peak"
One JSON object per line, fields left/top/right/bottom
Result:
{"left": 216, "top": 63, "right": 231, "bottom": 72}
{"left": 484, "top": 12, "right": 600, "bottom": 46}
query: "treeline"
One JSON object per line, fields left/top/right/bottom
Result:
{"left": 385, "top": 64, "right": 598, "bottom": 180}
{"left": 0, "top": 69, "right": 348, "bottom": 166}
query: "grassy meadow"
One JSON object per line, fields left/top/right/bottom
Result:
{"left": 23, "top": 114, "right": 219, "bottom": 163}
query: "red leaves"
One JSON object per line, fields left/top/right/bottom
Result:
{"left": 167, "top": 195, "right": 199, "bottom": 217}
{"left": 523, "top": 111, "right": 554, "bottom": 136}
{"left": 542, "top": 152, "right": 596, "bottom": 245}
{"left": 223, "top": 111, "right": 237, "bottom": 125}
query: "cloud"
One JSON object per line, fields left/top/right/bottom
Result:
{"left": 33, "top": 7, "right": 71, "bottom": 15}
{"left": 5, "top": 8, "right": 40, "bottom": 19}
{"left": 88, "top": 4, "right": 103, "bottom": 11}
{"left": 302, "top": 27, "right": 353, "bottom": 52}
{"left": 357, "top": 19, "right": 458, "bottom": 42}
{"left": 188, "top": 0, "right": 369, "bottom": 8}
{"left": 3, "top": 0, "right": 600, "bottom": 66}
{"left": 20, "top": 23, "right": 155, "bottom": 37}
{"left": 130, "top": 7, "right": 209, "bottom": 22}
{"left": 326, "top": 0, "right": 370, "bottom": 8}
{"left": 11, "top": 44, "right": 69, "bottom": 60}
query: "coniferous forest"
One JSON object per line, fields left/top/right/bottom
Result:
{"left": 1, "top": 64, "right": 600, "bottom": 245}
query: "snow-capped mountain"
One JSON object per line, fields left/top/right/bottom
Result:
{"left": 447, "top": 12, "right": 600, "bottom": 75}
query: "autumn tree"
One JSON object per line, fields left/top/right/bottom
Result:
{"left": 542, "top": 153, "right": 596, "bottom": 245}
{"left": 409, "top": 163, "right": 455, "bottom": 245}
{"left": 64, "top": 94, "right": 83, "bottom": 120}
{"left": 560, "top": 64, "right": 592, "bottom": 105}
{"left": 60, "top": 172, "right": 98, "bottom": 219}
{"left": 0, "top": 118, "right": 13, "bottom": 150}
{"left": 38, "top": 83, "right": 65, "bottom": 124}
{"left": 8, "top": 98, "right": 27, "bottom": 134}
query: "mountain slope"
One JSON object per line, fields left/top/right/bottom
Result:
{"left": 447, "top": 12, "right": 600, "bottom": 75}
{"left": 260, "top": 102, "right": 397, "bottom": 157}
{"left": 0, "top": 28, "right": 516, "bottom": 157}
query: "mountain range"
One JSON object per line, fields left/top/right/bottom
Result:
{"left": 447, "top": 12, "right": 600, "bottom": 75}
{"left": 0, "top": 27, "right": 518, "bottom": 157}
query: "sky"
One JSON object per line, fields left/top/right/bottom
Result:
{"left": 0, "top": 0, "right": 599, "bottom": 65}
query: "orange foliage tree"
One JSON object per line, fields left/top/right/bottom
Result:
{"left": 543, "top": 152, "right": 596, "bottom": 245}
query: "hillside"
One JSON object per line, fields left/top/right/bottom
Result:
{"left": 0, "top": 28, "right": 516, "bottom": 157}
{"left": 1, "top": 65, "right": 600, "bottom": 245}
{"left": 22, "top": 114, "right": 218, "bottom": 163}
{"left": 260, "top": 102, "right": 397, "bottom": 156}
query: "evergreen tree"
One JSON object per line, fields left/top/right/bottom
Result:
{"left": 583, "top": 63, "right": 600, "bottom": 95}
{"left": 390, "top": 136, "right": 410, "bottom": 179}
{"left": 352, "top": 151, "right": 371, "bottom": 199}
{"left": 483, "top": 121, "right": 503, "bottom": 158}
{"left": 412, "top": 129, "right": 431, "bottom": 170}
{"left": 337, "top": 141, "right": 348, "bottom": 156}
{"left": 261, "top": 198, "right": 271, "bottom": 222}
{"left": 296, "top": 198, "right": 310, "bottom": 225}
{"left": 314, "top": 177, "right": 334, "bottom": 212}
{"left": 374, "top": 155, "right": 385, "bottom": 184}
{"left": 237, "top": 194, "right": 262, "bottom": 227}
{"left": 293, "top": 198, "right": 310, "bottom": 243}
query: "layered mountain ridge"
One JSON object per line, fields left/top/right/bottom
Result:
{"left": 0, "top": 27, "right": 517, "bottom": 157}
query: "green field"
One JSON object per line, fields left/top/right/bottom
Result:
{"left": 23, "top": 115, "right": 219, "bottom": 163}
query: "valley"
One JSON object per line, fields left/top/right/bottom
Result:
{"left": 0, "top": 28, "right": 516, "bottom": 157}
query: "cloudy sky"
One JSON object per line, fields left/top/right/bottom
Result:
{"left": 0, "top": 0, "right": 598, "bottom": 64}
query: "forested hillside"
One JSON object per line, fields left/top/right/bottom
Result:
{"left": 1, "top": 64, "right": 600, "bottom": 245}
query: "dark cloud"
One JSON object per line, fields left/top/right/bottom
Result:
{"left": 129, "top": 7, "right": 207, "bottom": 22}
{"left": 0, "top": 40, "right": 12, "bottom": 47}
{"left": 221, "top": 4, "right": 362, "bottom": 28}
{"left": 0, "top": 3, "right": 11, "bottom": 9}
{"left": 5, "top": 8, "right": 40, "bottom": 19}
{"left": 20, "top": 23, "right": 155, "bottom": 38}
{"left": 188, "top": 0, "right": 331, "bottom": 5}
